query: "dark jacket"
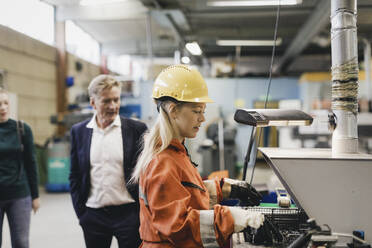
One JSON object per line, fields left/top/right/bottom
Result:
{"left": 0, "top": 119, "right": 39, "bottom": 201}
{"left": 69, "top": 116, "right": 147, "bottom": 218}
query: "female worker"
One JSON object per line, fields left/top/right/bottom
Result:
{"left": 131, "top": 65, "right": 264, "bottom": 248}
{"left": 0, "top": 87, "right": 40, "bottom": 248}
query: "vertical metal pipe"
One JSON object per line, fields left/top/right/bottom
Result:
{"left": 146, "top": 11, "right": 153, "bottom": 66}
{"left": 174, "top": 50, "right": 181, "bottom": 64}
{"left": 364, "top": 40, "right": 371, "bottom": 101}
{"left": 331, "top": 0, "right": 359, "bottom": 155}
{"left": 218, "top": 119, "right": 225, "bottom": 171}
{"left": 234, "top": 45, "right": 241, "bottom": 78}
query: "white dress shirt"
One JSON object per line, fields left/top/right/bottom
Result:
{"left": 85, "top": 114, "right": 135, "bottom": 208}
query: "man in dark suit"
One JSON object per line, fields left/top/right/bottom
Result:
{"left": 69, "top": 75, "right": 147, "bottom": 248}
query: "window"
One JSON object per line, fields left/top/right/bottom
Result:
{"left": 0, "top": 0, "right": 54, "bottom": 45}
{"left": 107, "top": 55, "right": 131, "bottom": 76}
{"left": 65, "top": 21, "right": 100, "bottom": 65}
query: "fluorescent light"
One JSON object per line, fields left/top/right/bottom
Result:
{"left": 185, "top": 42, "right": 202, "bottom": 56}
{"left": 208, "top": 0, "right": 302, "bottom": 7}
{"left": 79, "top": 0, "right": 127, "bottom": 6}
{"left": 181, "top": 56, "right": 190, "bottom": 64}
{"left": 217, "top": 38, "right": 282, "bottom": 46}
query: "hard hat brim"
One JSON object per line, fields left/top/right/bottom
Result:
{"left": 181, "top": 96, "right": 214, "bottom": 103}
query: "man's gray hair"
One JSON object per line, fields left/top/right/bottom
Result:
{"left": 88, "top": 74, "right": 121, "bottom": 98}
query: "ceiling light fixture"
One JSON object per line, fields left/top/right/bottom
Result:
{"left": 207, "top": 0, "right": 302, "bottom": 7}
{"left": 185, "top": 42, "right": 203, "bottom": 56}
{"left": 217, "top": 38, "right": 282, "bottom": 46}
{"left": 181, "top": 56, "right": 191, "bottom": 64}
{"left": 79, "top": 0, "right": 127, "bottom": 6}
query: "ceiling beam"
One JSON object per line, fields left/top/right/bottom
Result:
{"left": 165, "top": 12, "right": 185, "bottom": 45}
{"left": 55, "top": 1, "right": 148, "bottom": 21}
{"left": 191, "top": 27, "right": 299, "bottom": 40}
{"left": 146, "top": 0, "right": 185, "bottom": 47}
{"left": 188, "top": 9, "right": 311, "bottom": 19}
{"left": 147, "top": 0, "right": 203, "bottom": 64}
{"left": 273, "top": 0, "right": 331, "bottom": 74}
{"left": 166, "top": 13, "right": 203, "bottom": 64}
{"left": 102, "top": 39, "right": 177, "bottom": 56}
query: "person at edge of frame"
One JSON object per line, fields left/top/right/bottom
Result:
{"left": 0, "top": 87, "right": 40, "bottom": 248}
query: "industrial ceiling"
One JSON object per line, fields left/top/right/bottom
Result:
{"left": 41, "top": 0, "right": 372, "bottom": 76}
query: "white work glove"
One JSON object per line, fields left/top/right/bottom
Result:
{"left": 228, "top": 207, "right": 265, "bottom": 232}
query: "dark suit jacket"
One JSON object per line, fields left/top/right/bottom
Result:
{"left": 69, "top": 116, "right": 147, "bottom": 218}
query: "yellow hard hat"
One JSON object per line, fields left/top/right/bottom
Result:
{"left": 152, "top": 65, "right": 213, "bottom": 103}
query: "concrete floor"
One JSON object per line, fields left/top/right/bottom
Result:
{"left": 2, "top": 189, "right": 119, "bottom": 248}
{"left": 1, "top": 164, "right": 276, "bottom": 248}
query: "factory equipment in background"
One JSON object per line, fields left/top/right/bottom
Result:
{"left": 45, "top": 138, "right": 70, "bottom": 192}
{"left": 292, "top": 109, "right": 332, "bottom": 149}
{"left": 287, "top": 109, "right": 372, "bottom": 153}
{"left": 117, "top": 76, "right": 142, "bottom": 119}
{"left": 46, "top": 112, "right": 93, "bottom": 192}
{"left": 233, "top": 108, "right": 345, "bottom": 247}
{"left": 232, "top": 108, "right": 372, "bottom": 247}
{"left": 232, "top": 1, "right": 372, "bottom": 246}
{"left": 235, "top": 108, "right": 313, "bottom": 182}
{"left": 235, "top": 206, "right": 310, "bottom": 247}
{"left": 232, "top": 108, "right": 315, "bottom": 247}
{"left": 357, "top": 112, "right": 372, "bottom": 153}
{"left": 253, "top": 101, "right": 279, "bottom": 160}
{"left": 198, "top": 120, "right": 237, "bottom": 179}
{"left": 258, "top": 146, "right": 372, "bottom": 247}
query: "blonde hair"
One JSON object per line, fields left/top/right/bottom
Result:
{"left": 88, "top": 75, "right": 121, "bottom": 99}
{"left": 130, "top": 100, "right": 183, "bottom": 183}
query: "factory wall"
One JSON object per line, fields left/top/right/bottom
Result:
{"left": 205, "top": 77, "right": 299, "bottom": 165}
{"left": 206, "top": 77, "right": 299, "bottom": 112}
{"left": 140, "top": 77, "right": 299, "bottom": 119}
{"left": 66, "top": 54, "right": 101, "bottom": 105}
{"left": 205, "top": 77, "right": 300, "bottom": 165}
{"left": 0, "top": 25, "right": 102, "bottom": 144}
{"left": 0, "top": 25, "right": 56, "bottom": 145}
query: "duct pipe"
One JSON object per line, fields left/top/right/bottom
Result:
{"left": 146, "top": 13, "right": 153, "bottom": 60}
{"left": 174, "top": 50, "right": 181, "bottom": 64}
{"left": 363, "top": 39, "right": 371, "bottom": 101}
{"left": 218, "top": 119, "right": 225, "bottom": 171}
{"left": 331, "top": 0, "right": 359, "bottom": 155}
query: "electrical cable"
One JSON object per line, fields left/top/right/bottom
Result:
{"left": 332, "top": 232, "right": 367, "bottom": 244}
{"left": 249, "top": 1, "right": 281, "bottom": 185}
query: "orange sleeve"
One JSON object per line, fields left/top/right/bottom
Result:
{"left": 214, "top": 205, "right": 235, "bottom": 247}
{"left": 214, "top": 178, "right": 223, "bottom": 203}
{"left": 145, "top": 157, "right": 204, "bottom": 247}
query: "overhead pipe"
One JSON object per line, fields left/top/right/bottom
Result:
{"left": 331, "top": 0, "right": 359, "bottom": 155}
{"left": 146, "top": 12, "right": 153, "bottom": 63}
{"left": 174, "top": 50, "right": 181, "bottom": 64}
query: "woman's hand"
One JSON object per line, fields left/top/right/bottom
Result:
{"left": 222, "top": 178, "right": 262, "bottom": 206}
{"left": 228, "top": 207, "right": 264, "bottom": 232}
{"left": 32, "top": 198, "right": 40, "bottom": 214}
